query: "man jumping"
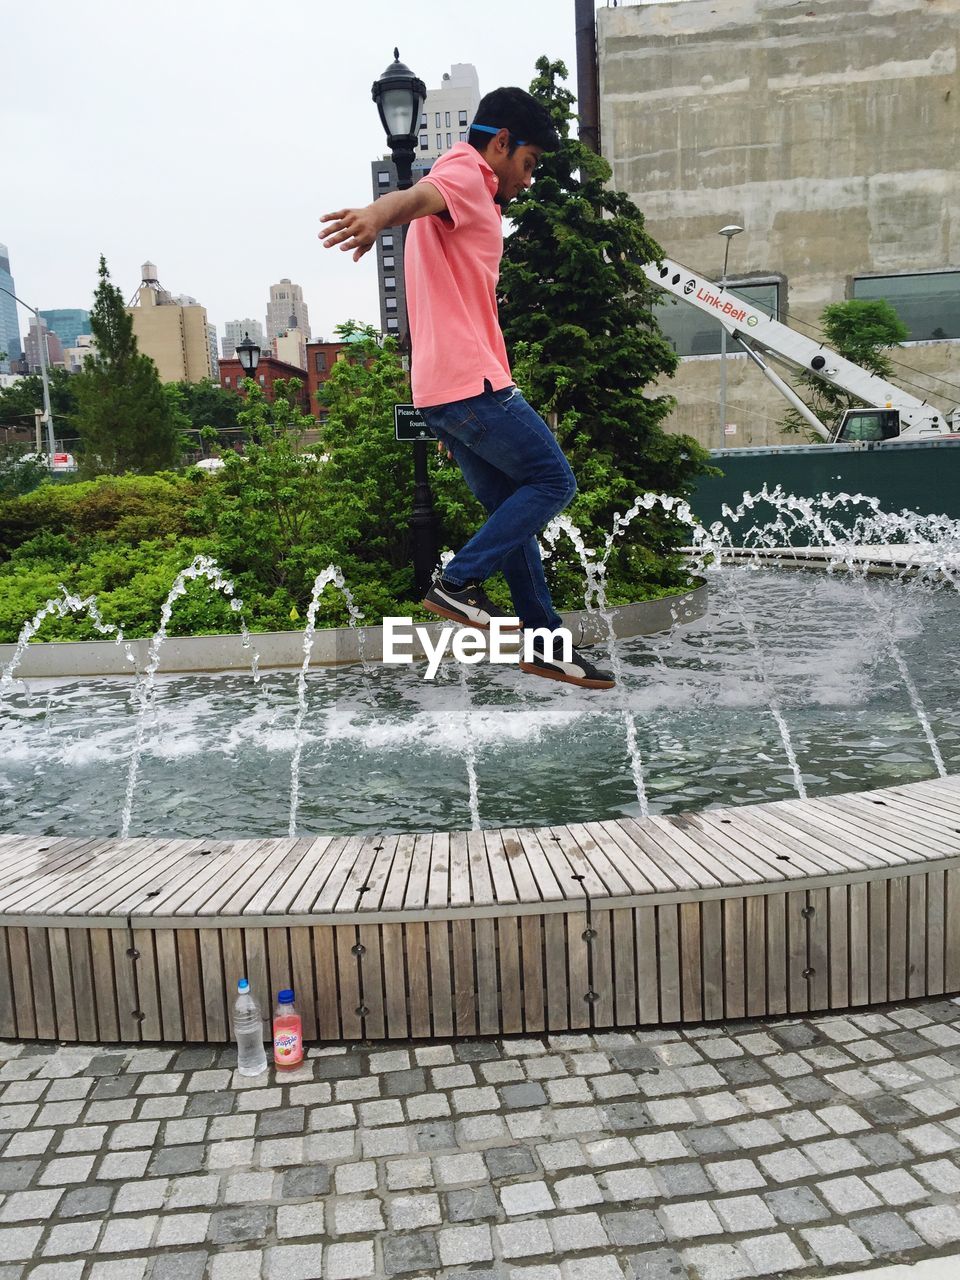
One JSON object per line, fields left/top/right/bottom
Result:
{"left": 320, "top": 86, "right": 614, "bottom": 690}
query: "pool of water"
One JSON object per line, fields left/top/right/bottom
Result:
{"left": 1, "top": 569, "right": 957, "bottom": 838}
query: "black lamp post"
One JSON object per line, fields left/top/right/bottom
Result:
{"left": 236, "top": 331, "right": 261, "bottom": 389}
{"left": 372, "top": 49, "right": 439, "bottom": 598}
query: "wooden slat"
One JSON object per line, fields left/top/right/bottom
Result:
{"left": 243, "top": 837, "right": 330, "bottom": 915}
{"left": 357, "top": 923, "right": 385, "bottom": 1040}
{"left": 290, "top": 927, "right": 317, "bottom": 1041}
{"left": 405, "top": 922, "right": 432, "bottom": 1038}
{"left": 665, "top": 815, "right": 766, "bottom": 887}
{"left": 946, "top": 870, "right": 960, "bottom": 993}
{"left": 26, "top": 928, "right": 55, "bottom": 1038}
{"left": 520, "top": 914, "right": 545, "bottom": 1032}
{"left": 9, "top": 927, "right": 35, "bottom": 1038}
{"left": 286, "top": 837, "right": 350, "bottom": 913}
{"left": 452, "top": 918, "right": 476, "bottom": 1035}
{"left": 808, "top": 888, "right": 829, "bottom": 1010}
{"left": 428, "top": 921, "right": 453, "bottom": 1037}
{"left": 176, "top": 930, "right": 205, "bottom": 1041}
{"left": 335, "top": 926, "right": 362, "bottom": 1040}
{"left": 787, "top": 891, "right": 808, "bottom": 1014}
{"left": 723, "top": 898, "right": 745, "bottom": 1020}
{"left": 0, "top": 929, "right": 16, "bottom": 1038}
{"left": 745, "top": 894, "right": 767, "bottom": 1017}
{"left": 467, "top": 830, "right": 495, "bottom": 907}
{"left": 869, "top": 879, "right": 888, "bottom": 1004}
{"left": 566, "top": 909, "right": 590, "bottom": 1031}
{"left": 828, "top": 886, "right": 849, "bottom": 1009}
{"left": 657, "top": 905, "right": 681, "bottom": 1023}
{"left": 402, "top": 835, "right": 435, "bottom": 910}
{"left": 243, "top": 929, "right": 270, "bottom": 1027}
{"left": 635, "top": 907, "right": 657, "bottom": 1024}
{"left": 482, "top": 831, "right": 518, "bottom": 906}
{"left": 313, "top": 926, "right": 340, "bottom": 1041}
{"left": 382, "top": 922, "right": 408, "bottom": 1039}
{"left": 927, "top": 872, "right": 946, "bottom": 997}
{"left": 48, "top": 928, "right": 76, "bottom": 1041}
{"left": 590, "top": 909, "right": 614, "bottom": 1029}
{"left": 565, "top": 824, "right": 638, "bottom": 896}
{"left": 766, "top": 895, "right": 787, "bottom": 1015}
{"left": 596, "top": 821, "right": 679, "bottom": 893}
{"left": 155, "top": 930, "right": 183, "bottom": 1041}
{"left": 679, "top": 902, "right": 702, "bottom": 1022}
{"left": 200, "top": 930, "right": 227, "bottom": 1043}
{"left": 849, "top": 882, "right": 870, "bottom": 1006}
{"left": 69, "top": 929, "right": 98, "bottom": 1042}
{"left": 427, "top": 834, "right": 451, "bottom": 909}
{"left": 448, "top": 832, "right": 472, "bottom": 909}
{"left": 887, "top": 877, "right": 908, "bottom": 1002}
{"left": 375, "top": 836, "right": 412, "bottom": 912}
{"left": 133, "top": 928, "right": 161, "bottom": 1042}
{"left": 909, "top": 875, "right": 928, "bottom": 999}
{"left": 701, "top": 900, "right": 724, "bottom": 1020}
{"left": 220, "top": 928, "right": 247, "bottom": 1036}
{"left": 516, "top": 829, "right": 566, "bottom": 902}
{"left": 497, "top": 917, "right": 523, "bottom": 1035}
{"left": 475, "top": 917, "right": 499, "bottom": 1035}
{"left": 544, "top": 913, "right": 568, "bottom": 1030}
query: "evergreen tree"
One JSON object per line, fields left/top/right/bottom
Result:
{"left": 781, "top": 299, "right": 910, "bottom": 439}
{"left": 500, "top": 58, "right": 713, "bottom": 603}
{"left": 72, "top": 256, "right": 182, "bottom": 476}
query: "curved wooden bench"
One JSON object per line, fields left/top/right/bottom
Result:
{"left": 1, "top": 774, "right": 958, "bottom": 1044}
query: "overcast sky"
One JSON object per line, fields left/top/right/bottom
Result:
{"left": 2, "top": 0, "right": 620, "bottom": 345}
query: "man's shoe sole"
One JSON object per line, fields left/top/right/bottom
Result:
{"left": 421, "top": 599, "right": 521, "bottom": 630}
{"left": 519, "top": 661, "right": 615, "bottom": 690}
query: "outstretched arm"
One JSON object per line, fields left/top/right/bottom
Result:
{"left": 319, "top": 182, "right": 447, "bottom": 261}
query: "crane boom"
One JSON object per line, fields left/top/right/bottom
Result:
{"left": 643, "top": 256, "right": 956, "bottom": 442}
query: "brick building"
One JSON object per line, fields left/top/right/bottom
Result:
{"left": 219, "top": 354, "right": 311, "bottom": 414}
{"left": 305, "top": 341, "right": 347, "bottom": 421}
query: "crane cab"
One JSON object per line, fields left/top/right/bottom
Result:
{"left": 832, "top": 408, "right": 901, "bottom": 444}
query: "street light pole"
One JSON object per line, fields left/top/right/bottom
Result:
{"left": 372, "top": 49, "right": 439, "bottom": 599}
{"left": 717, "top": 224, "right": 743, "bottom": 451}
{"left": 0, "top": 285, "right": 56, "bottom": 463}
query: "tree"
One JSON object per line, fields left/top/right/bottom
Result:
{"left": 165, "top": 378, "right": 242, "bottom": 455}
{"left": 498, "top": 57, "right": 713, "bottom": 604}
{"left": 780, "top": 298, "right": 910, "bottom": 439}
{"left": 72, "top": 256, "right": 182, "bottom": 476}
{"left": 0, "top": 367, "right": 78, "bottom": 433}
{"left": 0, "top": 442, "right": 46, "bottom": 498}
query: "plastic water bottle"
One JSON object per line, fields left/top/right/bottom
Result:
{"left": 273, "top": 988, "right": 303, "bottom": 1070}
{"left": 233, "top": 978, "right": 268, "bottom": 1076}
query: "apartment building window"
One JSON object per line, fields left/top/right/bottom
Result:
{"left": 459, "top": 109, "right": 468, "bottom": 126}
{"left": 382, "top": 234, "right": 394, "bottom": 248}
{"left": 387, "top": 318, "right": 399, "bottom": 331}
{"left": 224, "top": 375, "right": 231, "bottom": 385}
{"left": 259, "top": 374, "right": 265, "bottom": 385}
{"left": 445, "top": 111, "right": 451, "bottom": 127}
{"left": 384, "top": 277, "right": 396, "bottom": 290}
{"left": 436, "top": 133, "right": 442, "bottom": 151}
{"left": 655, "top": 280, "right": 781, "bottom": 357}
{"left": 435, "top": 112, "right": 441, "bottom": 127}
{"left": 386, "top": 298, "right": 398, "bottom": 311}
{"left": 419, "top": 133, "right": 429, "bottom": 150}
{"left": 377, "top": 170, "right": 390, "bottom": 186}
{"left": 852, "top": 271, "right": 960, "bottom": 341}
{"left": 459, "top": 131, "right": 467, "bottom": 142}
{"left": 314, "top": 352, "right": 327, "bottom": 372}
{"left": 445, "top": 133, "right": 451, "bottom": 149}
{"left": 382, "top": 255, "right": 394, "bottom": 268}
{"left": 419, "top": 112, "right": 426, "bottom": 128}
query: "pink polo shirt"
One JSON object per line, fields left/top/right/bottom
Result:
{"left": 405, "top": 143, "right": 513, "bottom": 408}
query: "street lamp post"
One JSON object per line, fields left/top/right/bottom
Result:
{"left": 0, "top": 285, "right": 56, "bottom": 464}
{"left": 235, "top": 330, "right": 261, "bottom": 390}
{"left": 372, "top": 49, "right": 439, "bottom": 599}
{"left": 717, "top": 224, "right": 743, "bottom": 451}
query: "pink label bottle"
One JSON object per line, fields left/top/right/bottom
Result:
{"left": 273, "top": 988, "right": 303, "bottom": 1070}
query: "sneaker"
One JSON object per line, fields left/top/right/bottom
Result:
{"left": 421, "top": 579, "right": 521, "bottom": 630}
{"left": 520, "top": 640, "right": 616, "bottom": 689}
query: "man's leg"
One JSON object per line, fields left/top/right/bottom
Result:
{"left": 422, "top": 387, "right": 575, "bottom": 622}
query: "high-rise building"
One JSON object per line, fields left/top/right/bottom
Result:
{"left": 266, "top": 280, "right": 310, "bottom": 343}
{"left": 127, "top": 261, "right": 212, "bottom": 384}
{"left": 222, "top": 319, "right": 266, "bottom": 360}
{"left": 24, "top": 317, "right": 64, "bottom": 373}
{"left": 0, "top": 243, "right": 22, "bottom": 374}
{"left": 372, "top": 64, "right": 481, "bottom": 340}
{"left": 207, "top": 324, "right": 219, "bottom": 382}
{"left": 39, "top": 309, "right": 91, "bottom": 349}
{"left": 62, "top": 334, "right": 97, "bottom": 374}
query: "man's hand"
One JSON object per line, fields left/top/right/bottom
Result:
{"left": 319, "top": 208, "right": 380, "bottom": 261}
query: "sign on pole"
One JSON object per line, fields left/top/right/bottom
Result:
{"left": 394, "top": 404, "right": 434, "bottom": 442}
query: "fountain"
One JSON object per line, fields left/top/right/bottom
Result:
{"left": 0, "top": 490, "right": 957, "bottom": 1044}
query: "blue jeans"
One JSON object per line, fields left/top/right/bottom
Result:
{"left": 419, "top": 384, "right": 577, "bottom": 630}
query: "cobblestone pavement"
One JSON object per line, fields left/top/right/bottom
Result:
{"left": 3, "top": 1001, "right": 960, "bottom": 1280}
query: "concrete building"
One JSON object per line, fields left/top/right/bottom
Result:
{"left": 266, "top": 280, "right": 310, "bottom": 343}
{"left": 222, "top": 318, "right": 266, "bottom": 360}
{"left": 592, "top": 0, "right": 960, "bottom": 448}
{"left": 272, "top": 327, "right": 306, "bottom": 371}
{"left": 207, "top": 323, "right": 219, "bottom": 382}
{"left": 39, "top": 309, "right": 90, "bottom": 349}
{"left": 62, "top": 334, "right": 97, "bottom": 374}
{"left": 372, "top": 63, "right": 481, "bottom": 340}
{"left": 0, "top": 244, "right": 21, "bottom": 373}
{"left": 24, "top": 317, "right": 64, "bottom": 373}
{"left": 127, "top": 262, "right": 212, "bottom": 384}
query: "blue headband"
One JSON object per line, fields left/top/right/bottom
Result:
{"left": 469, "top": 123, "right": 528, "bottom": 146}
